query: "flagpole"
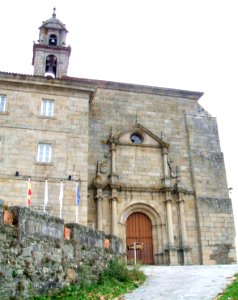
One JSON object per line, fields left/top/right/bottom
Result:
{"left": 75, "top": 181, "right": 80, "bottom": 223}
{"left": 44, "top": 178, "right": 48, "bottom": 213}
{"left": 76, "top": 206, "right": 78, "bottom": 223}
{"left": 27, "top": 177, "right": 32, "bottom": 208}
{"left": 27, "top": 178, "right": 29, "bottom": 208}
{"left": 59, "top": 180, "right": 64, "bottom": 219}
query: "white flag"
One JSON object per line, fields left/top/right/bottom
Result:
{"left": 44, "top": 179, "right": 48, "bottom": 213}
{"left": 59, "top": 181, "right": 64, "bottom": 218}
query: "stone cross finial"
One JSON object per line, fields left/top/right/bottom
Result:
{"left": 52, "top": 7, "right": 56, "bottom": 17}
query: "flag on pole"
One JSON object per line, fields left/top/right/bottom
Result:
{"left": 27, "top": 177, "right": 32, "bottom": 207}
{"left": 59, "top": 180, "right": 64, "bottom": 218}
{"left": 76, "top": 182, "right": 80, "bottom": 206}
{"left": 44, "top": 179, "right": 48, "bottom": 213}
{"left": 75, "top": 181, "right": 80, "bottom": 223}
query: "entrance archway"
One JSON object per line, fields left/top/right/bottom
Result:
{"left": 126, "top": 212, "right": 154, "bottom": 264}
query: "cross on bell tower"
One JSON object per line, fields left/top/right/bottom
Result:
{"left": 32, "top": 8, "right": 71, "bottom": 78}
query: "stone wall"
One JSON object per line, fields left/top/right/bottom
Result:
{"left": 0, "top": 73, "right": 94, "bottom": 225}
{"left": 1, "top": 72, "right": 236, "bottom": 266}
{"left": 197, "top": 197, "right": 237, "bottom": 264}
{"left": 0, "top": 206, "right": 123, "bottom": 299}
{"left": 185, "top": 114, "right": 228, "bottom": 198}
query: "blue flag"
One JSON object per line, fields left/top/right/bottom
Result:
{"left": 76, "top": 182, "right": 80, "bottom": 206}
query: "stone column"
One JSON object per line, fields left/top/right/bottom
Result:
{"left": 162, "top": 147, "right": 169, "bottom": 176}
{"left": 96, "top": 188, "right": 103, "bottom": 231}
{"left": 111, "top": 191, "right": 118, "bottom": 236}
{"left": 111, "top": 142, "right": 116, "bottom": 175}
{"left": 162, "top": 147, "right": 170, "bottom": 187}
{"left": 166, "top": 191, "right": 175, "bottom": 247}
{"left": 178, "top": 192, "right": 188, "bottom": 246}
{"left": 178, "top": 192, "right": 192, "bottom": 265}
{"left": 165, "top": 190, "right": 178, "bottom": 265}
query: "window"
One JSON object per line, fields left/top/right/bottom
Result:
{"left": 45, "top": 55, "right": 57, "bottom": 78}
{"left": 37, "top": 143, "right": 52, "bottom": 163}
{"left": 0, "top": 95, "right": 6, "bottom": 112}
{"left": 130, "top": 132, "right": 143, "bottom": 144}
{"left": 49, "top": 34, "right": 57, "bottom": 46}
{"left": 41, "top": 99, "right": 54, "bottom": 117}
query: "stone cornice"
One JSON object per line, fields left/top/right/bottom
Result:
{"left": 91, "top": 182, "right": 195, "bottom": 195}
{"left": 0, "top": 72, "right": 203, "bottom": 101}
{"left": 62, "top": 76, "right": 204, "bottom": 100}
{"left": 0, "top": 71, "right": 95, "bottom": 97}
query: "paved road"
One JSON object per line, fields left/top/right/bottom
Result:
{"left": 123, "top": 265, "right": 238, "bottom": 300}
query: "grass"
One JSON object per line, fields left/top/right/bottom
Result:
{"left": 217, "top": 273, "right": 238, "bottom": 300}
{"left": 31, "top": 259, "right": 146, "bottom": 300}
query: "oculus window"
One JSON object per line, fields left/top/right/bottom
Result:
{"left": 130, "top": 132, "right": 143, "bottom": 144}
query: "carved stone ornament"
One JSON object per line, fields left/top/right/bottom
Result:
{"left": 170, "top": 166, "right": 177, "bottom": 178}
{"left": 168, "top": 156, "right": 180, "bottom": 178}
{"left": 97, "top": 151, "right": 111, "bottom": 175}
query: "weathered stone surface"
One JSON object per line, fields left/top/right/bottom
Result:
{"left": 197, "top": 197, "right": 237, "bottom": 264}
{"left": 10, "top": 206, "right": 64, "bottom": 239}
{"left": 0, "top": 209, "right": 124, "bottom": 299}
{"left": 66, "top": 222, "right": 105, "bottom": 248}
{"left": 0, "top": 11, "right": 236, "bottom": 267}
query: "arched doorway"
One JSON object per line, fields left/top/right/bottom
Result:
{"left": 126, "top": 212, "right": 154, "bottom": 264}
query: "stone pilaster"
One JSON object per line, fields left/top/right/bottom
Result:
{"left": 95, "top": 188, "right": 103, "bottom": 231}
{"left": 110, "top": 189, "right": 118, "bottom": 236}
{"left": 162, "top": 147, "right": 170, "bottom": 187}
{"left": 165, "top": 190, "right": 178, "bottom": 265}
{"left": 111, "top": 142, "right": 116, "bottom": 175}
{"left": 178, "top": 192, "right": 192, "bottom": 265}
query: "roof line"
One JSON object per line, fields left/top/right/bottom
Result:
{"left": 62, "top": 76, "right": 204, "bottom": 100}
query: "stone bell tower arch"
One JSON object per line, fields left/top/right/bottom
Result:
{"left": 32, "top": 7, "right": 71, "bottom": 78}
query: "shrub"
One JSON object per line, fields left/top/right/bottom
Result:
{"left": 99, "top": 258, "right": 130, "bottom": 283}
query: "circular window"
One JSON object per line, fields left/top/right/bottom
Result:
{"left": 130, "top": 133, "right": 143, "bottom": 144}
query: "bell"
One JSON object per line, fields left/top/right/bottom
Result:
{"left": 44, "top": 71, "right": 55, "bottom": 79}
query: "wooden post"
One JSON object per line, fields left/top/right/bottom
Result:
{"left": 134, "top": 241, "right": 137, "bottom": 265}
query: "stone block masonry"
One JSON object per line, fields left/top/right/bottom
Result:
{"left": 1, "top": 71, "right": 236, "bottom": 266}
{"left": 196, "top": 197, "right": 237, "bottom": 264}
{"left": 0, "top": 205, "right": 124, "bottom": 299}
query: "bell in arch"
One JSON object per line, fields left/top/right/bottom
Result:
{"left": 44, "top": 55, "right": 57, "bottom": 78}
{"left": 49, "top": 34, "right": 57, "bottom": 46}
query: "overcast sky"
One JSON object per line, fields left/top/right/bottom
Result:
{"left": 0, "top": 1, "right": 237, "bottom": 240}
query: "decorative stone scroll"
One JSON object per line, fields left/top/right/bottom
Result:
{"left": 97, "top": 150, "right": 111, "bottom": 175}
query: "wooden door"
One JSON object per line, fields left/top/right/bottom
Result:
{"left": 126, "top": 212, "right": 154, "bottom": 264}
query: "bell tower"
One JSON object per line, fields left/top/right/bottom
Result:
{"left": 32, "top": 8, "right": 71, "bottom": 78}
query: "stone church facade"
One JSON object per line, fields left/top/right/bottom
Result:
{"left": 0, "top": 11, "right": 236, "bottom": 265}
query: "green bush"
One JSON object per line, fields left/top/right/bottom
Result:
{"left": 128, "top": 264, "right": 146, "bottom": 283}
{"left": 31, "top": 258, "right": 146, "bottom": 299}
{"left": 99, "top": 259, "right": 130, "bottom": 283}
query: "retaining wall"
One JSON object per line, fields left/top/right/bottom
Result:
{"left": 0, "top": 205, "right": 124, "bottom": 299}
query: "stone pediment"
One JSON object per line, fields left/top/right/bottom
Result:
{"left": 115, "top": 123, "right": 169, "bottom": 148}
